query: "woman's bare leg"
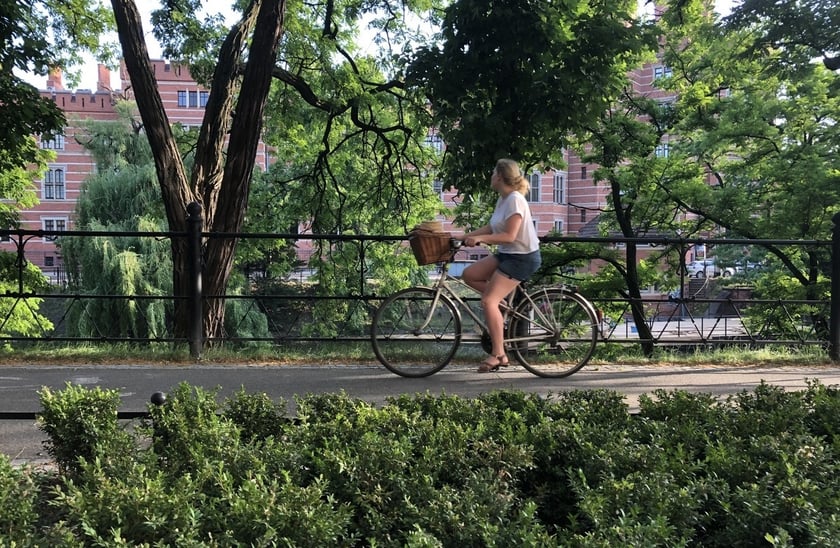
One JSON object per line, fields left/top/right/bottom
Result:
{"left": 461, "top": 255, "right": 499, "bottom": 294}
{"left": 482, "top": 271, "right": 520, "bottom": 360}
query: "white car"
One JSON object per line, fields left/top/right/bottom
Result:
{"left": 447, "top": 261, "right": 474, "bottom": 278}
{"left": 685, "top": 258, "right": 736, "bottom": 278}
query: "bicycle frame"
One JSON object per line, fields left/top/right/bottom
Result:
{"left": 422, "top": 266, "right": 487, "bottom": 334}
{"left": 420, "top": 259, "right": 596, "bottom": 348}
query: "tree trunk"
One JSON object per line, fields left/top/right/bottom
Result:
{"left": 623, "top": 242, "right": 656, "bottom": 357}
{"left": 611, "top": 182, "right": 655, "bottom": 356}
{"left": 111, "top": 0, "right": 285, "bottom": 342}
{"left": 204, "top": 0, "right": 285, "bottom": 340}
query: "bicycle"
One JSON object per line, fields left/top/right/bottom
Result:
{"left": 370, "top": 235, "right": 600, "bottom": 378}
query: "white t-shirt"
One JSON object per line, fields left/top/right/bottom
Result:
{"left": 489, "top": 192, "right": 540, "bottom": 254}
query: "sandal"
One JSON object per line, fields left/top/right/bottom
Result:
{"left": 477, "top": 354, "right": 510, "bottom": 373}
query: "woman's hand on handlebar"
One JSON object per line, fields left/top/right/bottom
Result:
{"left": 464, "top": 235, "right": 483, "bottom": 247}
{"left": 452, "top": 232, "right": 483, "bottom": 247}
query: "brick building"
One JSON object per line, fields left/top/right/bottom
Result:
{"left": 13, "top": 57, "right": 676, "bottom": 277}
{"left": 9, "top": 61, "right": 272, "bottom": 281}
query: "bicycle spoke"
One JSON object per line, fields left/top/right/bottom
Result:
{"left": 371, "top": 288, "right": 461, "bottom": 377}
{"left": 508, "top": 288, "right": 597, "bottom": 378}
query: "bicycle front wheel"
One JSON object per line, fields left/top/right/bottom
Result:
{"left": 371, "top": 287, "right": 462, "bottom": 377}
{"left": 507, "top": 287, "right": 598, "bottom": 378}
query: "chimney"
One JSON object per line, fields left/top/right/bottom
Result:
{"left": 97, "top": 64, "right": 111, "bottom": 91}
{"left": 46, "top": 67, "right": 64, "bottom": 91}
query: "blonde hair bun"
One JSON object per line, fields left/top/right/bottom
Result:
{"left": 495, "top": 158, "right": 530, "bottom": 195}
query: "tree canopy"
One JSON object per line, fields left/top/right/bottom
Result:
{"left": 407, "top": 0, "right": 656, "bottom": 200}
{"left": 7, "top": 0, "right": 839, "bottom": 349}
{"left": 724, "top": 0, "right": 840, "bottom": 72}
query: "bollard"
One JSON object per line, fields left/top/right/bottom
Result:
{"left": 187, "top": 202, "right": 203, "bottom": 359}
{"left": 831, "top": 212, "right": 840, "bottom": 361}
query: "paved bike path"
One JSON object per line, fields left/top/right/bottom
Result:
{"left": 3, "top": 363, "right": 840, "bottom": 464}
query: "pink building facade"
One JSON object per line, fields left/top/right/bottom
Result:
{"left": 12, "top": 58, "right": 675, "bottom": 276}
{"left": 8, "top": 61, "right": 272, "bottom": 280}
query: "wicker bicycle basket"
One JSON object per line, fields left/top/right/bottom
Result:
{"left": 409, "top": 230, "right": 452, "bottom": 265}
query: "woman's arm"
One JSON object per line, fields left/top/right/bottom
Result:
{"left": 465, "top": 213, "right": 522, "bottom": 245}
{"left": 454, "top": 224, "right": 492, "bottom": 245}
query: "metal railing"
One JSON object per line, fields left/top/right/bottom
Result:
{"left": 2, "top": 206, "right": 839, "bottom": 361}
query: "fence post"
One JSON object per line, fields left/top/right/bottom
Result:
{"left": 831, "top": 212, "right": 840, "bottom": 362}
{"left": 187, "top": 202, "right": 203, "bottom": 359}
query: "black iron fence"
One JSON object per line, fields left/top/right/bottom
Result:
{"left": 2, "top": 207, "right": 839, "bottom": 361}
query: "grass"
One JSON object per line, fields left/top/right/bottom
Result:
{"left": 0, "top": 341, "right": 832, "bottom": 367}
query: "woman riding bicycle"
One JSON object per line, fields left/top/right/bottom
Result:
{"left": 458, "top": 158, "right": 542, "bottom": 373}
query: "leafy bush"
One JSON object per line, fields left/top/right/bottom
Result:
{"left": 37, "top": 383, "right": 133, "bottom": 476}
{"left": 0, "top": 455, "right": 38, "bottom": 545}
{"left": 16, "top": 381, "right": 840, "bottom": 545}
{"left": 223, "top": 388, "right": 288, "bottom": 443}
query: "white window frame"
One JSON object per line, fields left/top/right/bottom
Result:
{"left": 424, "top": 133, "right": 444, "bottom": 153}
{"left": 527, "top": 172, "right": 541, "bottom": 202}
{"left": 43, "top": 166, "right": 66, "bottom": 200}
{"left": 552, "top": 172, "right": 566, "bottom": 204}
{"left": 42, "top": 217, "right": 67, "bottom": 242}
{"left": 40, "top": 133, "right": 65, "bottom": 150}
{"left": 655, "top": 142, "right": 670, "bottom": 157}
{"left": 654, "top": 65, "right": 673, "bottom": 80}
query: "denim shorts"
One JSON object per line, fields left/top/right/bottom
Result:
{"left": 496, "top": 251, "right": 542, "bottom": 282}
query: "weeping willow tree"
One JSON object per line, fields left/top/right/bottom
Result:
{"left": 60, "top": 104, "right": 268, "bottom": 341}
{"left": 58, "top": 104, "right": 171, "bottom": 339}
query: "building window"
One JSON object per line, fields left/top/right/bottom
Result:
{"left": 655, "top": 143, "right": 670, "bottom": 157}
{"left": 44, "top": 256, "right": 55, "bottom": 267}
{"left": 527, "top": 172, "right": 540, "bottom": 202}
{"left": 178, "top": 90, "right": 207, "bottom": 108}
{"left": 43, "top": 167, "right": 66, "bottom": 200}
{"left": 654, "top": 65, "right": 673, "bottom": 80}
{"left": 432, "top": 179, "right": 444, "bottom": 199}
{"left": 552, "top": 173, "right": 565, "bottom": 204}
{"left": 580, "top": 209, "right": 586, "bottom": 223}
{"left": 581, "top": 166, "right": 587, "bottom": 179}
{"left": 424, "top": 133, "right": 444, "bottom": 153}
{"left": 42, "top": 218, "right": 67, "bottom": 241}
{"left": 553, "top": 219, "right": 563, "bottom": 234}
{"left": 40, "top": 133, "right": 65, "bottom": 150}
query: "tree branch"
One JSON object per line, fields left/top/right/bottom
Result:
{"left": 111, "top": 0, "right": 193, "bottom": 229}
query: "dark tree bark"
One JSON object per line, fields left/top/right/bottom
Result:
{"left": 111, "top": 0, "right": 285, "bottom": 341}
{"left": 611, "top": 181, "right": 656, "bottom": 357}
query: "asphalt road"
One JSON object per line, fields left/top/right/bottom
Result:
{"left": 3, "top": 362, "right": 840, "bottom": 465}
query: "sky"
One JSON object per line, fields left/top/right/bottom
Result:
{"left": 24, "top": 0, "right": 738, "bottom": 92}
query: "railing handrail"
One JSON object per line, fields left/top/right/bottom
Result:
{"left": 0, "top": 207, "right": 837, "bottom": 360}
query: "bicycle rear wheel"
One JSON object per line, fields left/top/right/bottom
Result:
{"left": 371, "top": 287, "right": 461, "bottom": 377}
{"left": 507, "top": 287, "right": 598, "bottom": 378}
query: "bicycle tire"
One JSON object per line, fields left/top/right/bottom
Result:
{"left": 371, "top": 287, "right": 461, "bottom": 377}
{"left": 507, "top": 287, "right": 598, "bottom": 378}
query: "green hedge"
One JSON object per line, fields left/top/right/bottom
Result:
{"left": 2, "top": 381, "right": 839, "bottom": 546}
